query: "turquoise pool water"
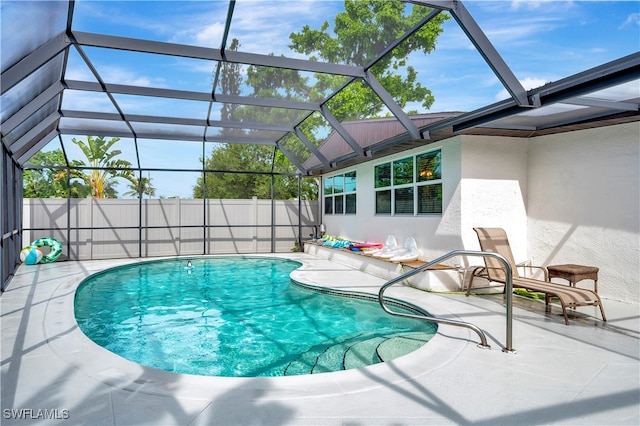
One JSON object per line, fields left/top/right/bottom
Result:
{"left": 74, "top": 257, "right": 437, "bottom": 377}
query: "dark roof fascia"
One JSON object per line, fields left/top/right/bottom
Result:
{"left": 456, "top": 52, "right": 640, "bottom": 132}
{"left": 419, "top": 52, "right": 640, "bottom": 135}
{"left": 528, "top": 52, "right": 640, "bottom": 106}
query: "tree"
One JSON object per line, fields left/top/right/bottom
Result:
{"left": 194, "top": 1, "right": 446, "bottom": 199}
{"left": 289, "top": 0, "right": 448, "bottom": 119}
{"left": 123, "top": 175, "right": 156, "bottom": 199}
{"left": 195, "top": 144, "right": 266, "bottom": 199}
{"left": 194, "top": 39, "right": 317, "bottom": 200}
{"left": 193, "top": 142, "right": 317, "bottom": 200}
{"left": 23, "top": 150, "right": 91, "bottom": 198}
{"left": 64, "top": 136, "right": 136, "bottom": 198}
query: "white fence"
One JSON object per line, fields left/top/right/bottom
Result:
{"left": 22, "top": 198, "right": 319, "bottom": 260}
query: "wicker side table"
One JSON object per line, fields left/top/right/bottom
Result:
{"left": 547, "top": 264, "right": 599, "bottom": 293}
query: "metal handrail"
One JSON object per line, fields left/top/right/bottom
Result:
{"left": 378, "top": 249, "right": 515, "bottom": 352}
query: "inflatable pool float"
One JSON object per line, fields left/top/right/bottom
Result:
{"left": 20, "top": 245, "right": 43, "bottom": 265}
{"left": 321, "top": 235, "right": 351, "bottom": 249}
{"left": 390, "top": 251, "right": 419, "bottom": 262}
{"left": 378, "top": 237, "right": 419, "bottom": 261}
{"left": 352, "top": 242, "right": 383, "bottom": 249}
{"left": 376, "top": 247, "right": 406, "bottom": 259}
{"left": 31, "top": 238, "right": 63, "bottom": 263}
{"left": 368, "top": 235, "right": 397, "bottom": 257}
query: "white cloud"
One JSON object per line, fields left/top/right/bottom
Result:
{"left": 63, "top": 65, "right": 93, "bottom": 82}
{"left": 172, "top": 21, "right": 226, "bottom": 47}
{"left": 60, "top": 90, "right": 115, "bottom": 112}
{"left": 161, "top": 0, "right": 339, "bottom": 57}
{"left": 100, "top": 66, "right": 166, "bottom": 88}
{"left": 495, "top": 77, "right": 550, "bottom": 101}
{"left": 619, "top": 13, "right": 640, "bottom": 29}
{"left": 196, "top": 22, "right": 227, "bottom": 46}
{"left": 509, "top": 0, "right": 574, "bottom": 11}
{"left": 226, "top": 0, "right": 341, "bottom": 57}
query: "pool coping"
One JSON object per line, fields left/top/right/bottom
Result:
{"left": 42, "top": 253, "right": 473, "bottom": 401}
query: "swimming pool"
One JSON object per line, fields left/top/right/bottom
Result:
{"left": 74, "top": 256, "right": 437, "bottom": 377}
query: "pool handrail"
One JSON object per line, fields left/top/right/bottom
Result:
{"left": 378, "top": 249, "right": 515, "bottom": 353}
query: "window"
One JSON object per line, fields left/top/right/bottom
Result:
{"left": 324, "top": 171, "right": 356, "bottom": 214}
{"left": 376, "top": 190, "right": 391, "bottom": 214}
{"left": 374, "top": 149, "right": 442, "bottom": 215}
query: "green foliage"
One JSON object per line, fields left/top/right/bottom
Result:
{"left": 195, "top": 39, "right": 317, "bottom": 200}
{"left": 195, "top": 2, "right": 447, "bottom": 199}
{"left": 193, "top": 143, "right": 317, "bottom": 200}
{"left": 67, "top": 136, "right": 136, "bottom": 198}
{"left": 194, "top": 143, "right": 270, "bottom": 199}
{"left": 123, "top": 175, "right": 156, "bottom": 199}
{"left": 289, "top": 0, "right": 448, "bottom": 119}
{"left": 514, "top": 289, "right": 547, "bottom": 300}
{"left": 23, "top": 150, "right": 91, "bottom": 198}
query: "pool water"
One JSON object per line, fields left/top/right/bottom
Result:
{"left": 74, "top": 257, "right": 437, "bottom": 377}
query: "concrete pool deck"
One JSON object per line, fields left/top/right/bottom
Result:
{"left": 1, "top": 253, "right": 638, "bottom": 425}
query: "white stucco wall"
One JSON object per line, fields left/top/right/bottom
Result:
{"left": 323, "top": 136, "right": 530, "bottom": 263}
{"left": 459, "top": 135, "right": 529, "bottom": 264}
{"left": 526, "top": 122, "right": 640, "bottom": 302}
{"left": 322, "top": 140, "right": 463, "bottom": 262}
{"left": 320, "top": 123, "right": 639, "bottom": 300}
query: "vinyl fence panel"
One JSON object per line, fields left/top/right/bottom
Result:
{"left": 22, "top": 197, "right": 319, "bottom": 260}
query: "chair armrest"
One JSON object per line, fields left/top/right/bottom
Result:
{"left": 516, "top": 261, "right": 548, "bottom": 281}
{"left": 471, "top": 266, "right": 507, "bottom": 283}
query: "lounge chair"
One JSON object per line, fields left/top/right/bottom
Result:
{"left": 468, "top": 227, "right": 606, "bottom": 325}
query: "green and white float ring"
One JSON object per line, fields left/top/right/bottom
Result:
{"left": 31, "top": 238, "right": 63, "bottom": 263}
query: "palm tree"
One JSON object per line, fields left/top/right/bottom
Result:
{"left": 65, "top": 136, "right": 136, "bottom": 198}
{"left": 123, "top": 175, "right": 156, "bottom": 199}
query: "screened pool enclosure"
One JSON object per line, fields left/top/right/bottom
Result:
{"left": 2, "top": 0, "right": 638, "bottom": 289}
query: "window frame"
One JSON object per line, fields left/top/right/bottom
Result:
{"left": 324, "top": 170, "right": 357, "bottom": 215}
{"left": 374, "top": 148, "right": 442, "bottom": 216}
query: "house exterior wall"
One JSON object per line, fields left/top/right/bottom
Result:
{"left": 322, "top": 136, "right": 529, "bottom": 269}
{"left": 459, "top": 135, "right": 529, "bottom": 264}
{"left": 322, "top": 140, "right": 463, "bottom": 262}
{"left": 321, "top": 123, "right": 639, "bottom": 301}
{"left": 526, "top": 122, "right": 640, "bottom": 302}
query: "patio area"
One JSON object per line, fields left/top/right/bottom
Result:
{"left": 1, "top": 253, "right": 638, "bottom": 425}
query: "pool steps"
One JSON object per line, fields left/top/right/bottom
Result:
{"left": 282, "top": 331, "right": 432, "bottom": 376}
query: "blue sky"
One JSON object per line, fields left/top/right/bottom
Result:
{"left": 48, "top": 0, "right": 639, "bottom": 198}
{"left": 423, "top": 0, "right": 639, "bottom": 111}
